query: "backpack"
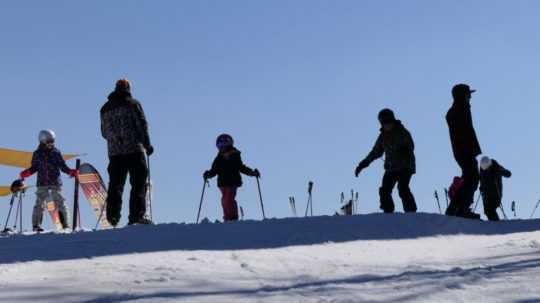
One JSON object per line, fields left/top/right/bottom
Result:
{"left": 448, "top": 176, "right": 464, "bottom": 201}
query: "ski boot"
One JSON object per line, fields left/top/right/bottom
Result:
{"left": 33, "top": 226, "right": 44, "bottom": 232}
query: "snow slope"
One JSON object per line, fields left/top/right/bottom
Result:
{"left": 0, "top": 213, "right": 539, "bottom": 303}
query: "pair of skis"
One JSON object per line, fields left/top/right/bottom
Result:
{"left": 289, "top": 181, "right": 315, "bottom": 217}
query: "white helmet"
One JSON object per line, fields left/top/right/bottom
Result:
{"left": 38, "top": 129, "right": 56, "bottom": 144}
{"left": 480, "top": 156, "right": 492, "bottom": 170}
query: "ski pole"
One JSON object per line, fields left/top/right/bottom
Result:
{"left": 13, "top": 193, "right": 20, "bottom": 231}
{"left": 3, "top": 194, "right": 17, "bottom": 232}
{"left": 256, "top": 176, "right": 266, "bottom": 220}
{"left": 305, "top": 182, "right": 313, "bottom": 217}
{"left": 444, "top": 188, "right": 449, "bottom": 208}
{"left": 511, "top": 201, "right": 516, "bottom": 218}
{"left": 72, "top": 159, "right": 81, "bottom": 231}
{"left": 146, "top": 154, "right": 153, "bottom": 221}
{"left": 434, "top": 190, "right": 442, "bottom": 214}
{"left": 18, "top": 191, "right": 24, "bottom": 234}
{"left": 196, "top": 179, "right": 209, "bottom": 224}
{"left": 473, "top": 194, "right": 481, "bottom": 212}
{"left": 530, "top": 199, "right": 540, "bottom": 219}
{"left": 500, "top": 203, "right": 508, "bottom": 220}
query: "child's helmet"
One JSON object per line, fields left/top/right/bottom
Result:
{"left": 10, "top": 179, "right": 25, "bottom": 193}
{"left": 480, "top": 156, "right": 492, "bottom": 170}
{"left": 38, "top": 129, "right": 56, "bottom": 144}
{"left": 216, "top": 134, "right": 234, "bottom": 151}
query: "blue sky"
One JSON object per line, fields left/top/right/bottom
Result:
{"left": 1, "top": 1, "right": 540, "bottom": 228}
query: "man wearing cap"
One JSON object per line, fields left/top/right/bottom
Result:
{"left": 445, "top": 84, "right": 482, "bottom": 219}
{"left": 355, "top": 108, "right": 417, "bottom": 213}
{"left": 100, "top": 79, "right": 154, "bottom": 226}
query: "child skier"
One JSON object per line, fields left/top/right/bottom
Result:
{"left": 19, "top": 130, "right": 78, "bottom": 231}
{"left": 479, "top": 156, "right": 512, "bottom": 221}
{"left": 203, "top": 134, "right": 260, "bottom": 221}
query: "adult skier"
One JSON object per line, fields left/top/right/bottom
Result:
{"left": 101, "top": 79, "right": 153, "bottom": 226}
{"left": 203, "top": 134, "right": 260, "bottom": 221}
{"left": 445, "top": 84, "right": 482, "bottom": 219}
{"left": 19, "top": 130, "right": 78, "bottom": 231}
{"left": 479, "top": 156, "right": 511, "bottom": 221}
{"left": 355, "top": 109, "right": 417, "bottom": 213}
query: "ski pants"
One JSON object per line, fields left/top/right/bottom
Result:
{"left": 379, "top": 170, "right": 417, "bottom": 213}
{"left": 33, "top": 186, "right": 69, "bottom": 228}
{"left": 454, "top": 157, "right": 480, "bottom": 215}
{"left": 106, "top": 152, "right": 148, "bottom": 224}
{"left": 219, "top": 187, "right": 239, "bottom": 221}
{"left": 483, "top": 194, "right": 500, "bottom": 221}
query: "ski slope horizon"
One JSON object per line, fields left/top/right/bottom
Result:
{"left": 0, "top": 213, "right": 539, "bottom": 302}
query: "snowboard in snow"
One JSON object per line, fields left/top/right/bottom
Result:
{"left": 46, "top": 200, "right": 63, "bottom": 231}
{"left": 78, "top": 163, "right": 111, "bottom": 230}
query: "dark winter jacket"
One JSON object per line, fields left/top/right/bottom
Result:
{"left": 446, "top": 100, "right": 482, "bottom": 161}
{"left": 359, "top": 121, "right": 416, "bottom": 173}
{"left": 480, "top": 160, "right": 511, "bottom": 201}
{"left": 27, "top": 145, "right": 72, "bottom": 187}
{"left": 207, "top": 148, "right": 255, "bottom": 187}
{"left": 101, "top": 91, "right": 151, "bottom": 157}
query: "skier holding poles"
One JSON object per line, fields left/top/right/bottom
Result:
{"left": 101, "top": 79, "right": 154, "bottom": 227}
{"left": 203, "top": 134, "right": 261, "bottom": 222}
{"left": 354, "top": 109, "right": 418, "bottom": 214}
{"left": 479, "top": 156, "right": 511, "bottom": 221}
{"left": 19, "top": 130, "right": 78, "bottom": 232}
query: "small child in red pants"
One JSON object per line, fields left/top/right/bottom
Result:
{"left": 204, "top": 134, "right": 260, "bottom": 221}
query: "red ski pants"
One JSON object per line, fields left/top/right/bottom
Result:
{"left": 219, "top": 187, "right": 239, "bottom": 221}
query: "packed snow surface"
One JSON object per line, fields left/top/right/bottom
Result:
{"left": 0, "top": 213, "right": 539, "bottom": 302}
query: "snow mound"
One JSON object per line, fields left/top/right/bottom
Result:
{"left": 0, "top": 212, "right": 539, "bottom": 264}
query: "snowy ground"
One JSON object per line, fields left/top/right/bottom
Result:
{"left": 0, "top": 213, "right": 539, "bottom": 303}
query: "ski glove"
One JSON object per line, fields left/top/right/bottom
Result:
{"left": 68, "top": 169, "right": 79, "bottom": 178}
{"left": 355, "top": 161, "right": 369, "bottom": 177}
{"left": 203, "top": 170, "right": 212, "bottom": 180}
{"left": 145, "top": 145, "right": 154, "bottom": 156}
{"left": 19, "top": 169, "right": 33, "bottom": 180}
{"left": 252, "top": 169, "right": 261, "bottom": 178}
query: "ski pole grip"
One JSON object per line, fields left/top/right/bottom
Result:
{"left": 308, "top": 181, "right": 313, "bottom": 194}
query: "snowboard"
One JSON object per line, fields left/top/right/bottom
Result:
{"left": 78, "top": 163, "right": 111, "bottom": 229}
{"left": 46, "top": 200, "right": 63, "bottom": 231}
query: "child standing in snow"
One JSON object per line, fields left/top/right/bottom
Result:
{"left": 479, "top": 156, "right": 512, "bottom": 221}
{"left": 19, "top": 130, "right": 78, "bottom": 231}
{"left": 203, "top": 134, "right": 260, "bottom": 221}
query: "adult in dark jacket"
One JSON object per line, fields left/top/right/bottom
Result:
{"left": 445, "top": 84, "right": 481, "bottom": 219}
{"left": 479, "top": 156, "right": 511, "bottom": 221}
{"left": 355, "top": 109, "right": 417, "bottom": 213}
{"left": 204, "top": 134, "right": 259, "bottom": 221}
{"left": 101, "top": 79, "right": 154, "bottom": 226}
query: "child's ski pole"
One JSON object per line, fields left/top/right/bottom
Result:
{"left": 196, "top": 179, "right": 209, "bottom": 224}
{"left": 2, "top": 194, "right": 17, "bottom": 232}
{"left": 256, "top": 176, "right": 266, "bottom": 220}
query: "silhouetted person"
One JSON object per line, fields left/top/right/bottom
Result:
{"left": 355, "top": 109, "right": 417, "bottom": 213}
{"left": 445, "top": 84, "right": 481, "bottom": 219}
{"left": 479, "top": 156, "right": 511, "bottom": 221}
{"left": 101, "top": 79, "right": 154, "bottom": 226}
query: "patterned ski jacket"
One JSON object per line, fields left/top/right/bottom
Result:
{"left": 26, "top": 145, "right": 72, "bottom": 187}
{"left": 359, "top": 121, "right": 416, "bottom": 173}
{"left": 207, "top": 148, "right": 256, "bottom": 187}
{"left": 101, "top": 91, "right": 151, "bottom": 157}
